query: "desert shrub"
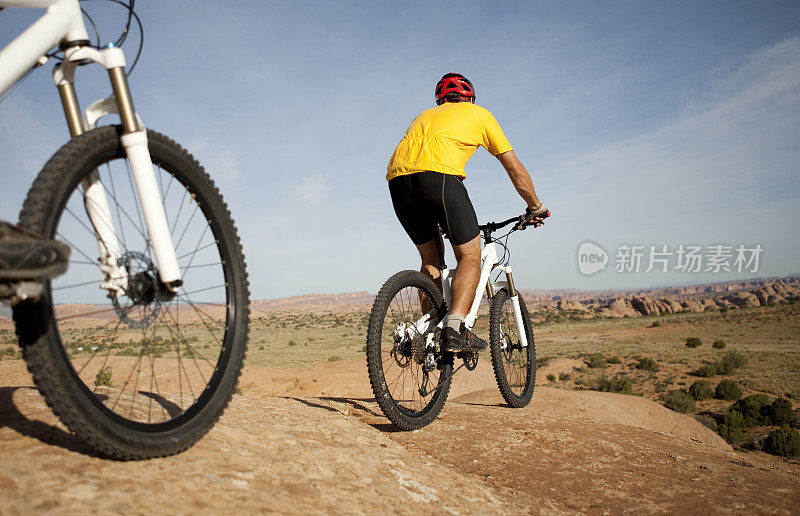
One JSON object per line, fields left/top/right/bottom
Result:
{"left": 763, "top": 398, "right": 798, "bottom": 426}
{"left": 558, "top": 372, "right": 572, "bottom": 381}
{"left": 694, "top": 349, "right": 748, "bottom": 377}
{"left": 689, "top": 380, "right": 714, "bottom": 401}
{"left": 587, "top": 353, "right": 607, "bottom": 369}
{"left": 327, "top": 355, "right": 341, "bottom": 362}
{"left": 721, "top": 349, "right": 748, "bottom": 370}
{"left": 712, "top": 339, "right": 726, "bottom": 349}
{"left": 536, "top": 356, "right": 552, "bottom": 369}
{"left": 94, "top": 366, "right": 113, "bottom": 387}
{"left": 607, "top": 356, "right": 621, "bottom": 364}
{"left": 664, "top": 389, "right": 696, "bottom": 414}
{"left": 636, "top": 357, "right": 659, "bottom": 372}
{"left": 715, "top": 380, "right": 743, "bottom": 401}
{"left": 594, "top": 375, "right": 633, "bottom": 395}
{"left": 546, "top": 373, "right": 556, "bottom": 383}
{"left": 288, "top": 340, "right": 297, "bottom": 347}
{"left": 764, "top": 427, "right": 800, "bottom": 459}
{"left": 685, "top": 337, "right": 702, "bottom": 348}
{"left": 695, "top": 363, "right": 718, "bottom": 377}
{"left": 718, "top": 410, "right": 745, "bottom": 444}
{"left": 650, "top": 321, "right": 661, "bottom": 328}
{"left": 733, "top": 394, "right": 772, "bottom": 427}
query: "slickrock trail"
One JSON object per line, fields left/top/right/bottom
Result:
{"left": 1, "top": 358, "right": 798, "bottom": 514}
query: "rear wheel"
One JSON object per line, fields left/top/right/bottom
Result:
{"left": 13, "top": 126, "right": 249, "bottom": 459}
{"left": 366, "top": 270, "right": 451, "bottom": 430}
{"left": 489, "top": 288, "right": 535, "bottom": 407}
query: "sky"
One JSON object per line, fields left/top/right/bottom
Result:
{"left": 1, "top": 1, "right": 799, "bottom": 299}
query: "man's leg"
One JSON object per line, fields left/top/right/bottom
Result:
{"left": 448, "top": 235, "right": 481, "bottom": 318}
{"left": 442, "top": 235, "right": 484, "bottom": 352}
{"left": 415, "top": 239, "right": 442, "bottom": 314}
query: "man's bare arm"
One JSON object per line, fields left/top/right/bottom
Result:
{"left": 496, "top": 150, "right": 541, "bottom": 209}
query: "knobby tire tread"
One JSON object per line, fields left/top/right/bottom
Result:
{"left": 366, "top": 270, "right": 451, "bottom": 430}
{"left": 489, "top": 289, "right": 535, "bottom": 408}
{"left": 13, "top": 126, "right": 249, "bottom": 460}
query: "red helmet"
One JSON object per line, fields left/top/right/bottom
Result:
{"left": 435, "top": 73, "right": 475, "bottom": 105}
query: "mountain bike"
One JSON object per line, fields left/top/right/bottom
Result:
{"left": 1, "top": 0, "right": 249, "bottom": 459}
{"left": 366, "top": 214, "right": 538, "bottom": 430}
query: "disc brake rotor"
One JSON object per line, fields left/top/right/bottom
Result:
{"left": 111, "top": 251, "right": 163, "bottom": 329}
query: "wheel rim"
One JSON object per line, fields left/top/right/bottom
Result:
{"left": 48, "top": 152, "right": 234, "bottom": 429}
{"left": 498, "top": 299, "right": 531, "bottom": 397}
{"left": 379, "top": 285, "right": 442, "bottom": 416}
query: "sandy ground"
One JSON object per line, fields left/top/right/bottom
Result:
{"left": 1, "top": 357, "right": 799, "bottom": 514}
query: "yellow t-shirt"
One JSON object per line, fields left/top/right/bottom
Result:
{"left": 387, "top": 102, "right": 513, "bottom": 181}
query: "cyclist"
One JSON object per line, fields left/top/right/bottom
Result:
{"left": 0, "top": 220, "right": 70, "bottom": 302}
{"left": 387, "top": 72, "right": 549, "bottom": 352}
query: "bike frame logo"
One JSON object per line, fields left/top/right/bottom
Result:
{"left": 577, "top": 242, "right": 608, "bottom": 275}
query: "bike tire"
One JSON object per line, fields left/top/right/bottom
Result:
{"left": 13, "top": 125, "right": 249, "bottom": 459}
{"left": 489, "top": 288, "right": 535, "bottom": 407}
{"left": 366, "top": 270, "right": 451, "bottom": 430}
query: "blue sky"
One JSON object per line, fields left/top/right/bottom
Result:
{"left": 1, "top": 1, "right": 799, "bottom": 298}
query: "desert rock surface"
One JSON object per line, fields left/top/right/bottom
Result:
{"left": 1, "top": 358, "right": 798, "bottom": 514}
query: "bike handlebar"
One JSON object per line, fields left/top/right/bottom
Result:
{"left": 478, "top": 215, "right": 524, "bottom": 234}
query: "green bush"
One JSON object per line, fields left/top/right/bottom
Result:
{"left": 546, "top": 373, "right": 556, "bottom": 383}
{"left": 763, "top": 398, "right": 798, "bottom": 426}
{"left": 733, "top": 394, "right": 772, "bottom": 427}
{"left": 664, "top": 389, "right": 696, "bottom": 414}
{"left": 716, "top": 349, "right": 748, "bottom": 374}
{"left": 327, "top": 355, "right": 341, "bottom": 362}
{"left": 558, "top": 372, "right": 572, "bottom": 381}
{"left": 694, "top": 349, "right": 748, "bottom": 377}
{"left": 712, "top": 339, "right": 726, "bottom": 349}
{"left": 764, "top": 427, "right": 800, "bottom": 459}
{"left": 689, "top": 380, "right": 714, "bottom": 401}
{"left": 288, "top": 340, "right": 297, "bottom": 347}
{"left": 636, "top": 357, "right": 659, "bottom": 372}
{"left": 717, "top": 410, "right": 745, "bottom": 444}
{"left": 685, "top": 337, "right": 702, "bottom": 348}
{"left": 695, "top": 363, "right": 718, "bottom": 377}
{"left": 715, "top": 380, "right": 743, "bottom": 401}
{"left": 587, "top": 353, "right": 607, "bottom": 369}
{"left": 94, "top": 366, "right": 113, "bottom": 387}
{"left": 650, "top": 321, "right": 661, "bottom": 328}
{"left": 594, "top": 375, "right": 634, "bottom": 395}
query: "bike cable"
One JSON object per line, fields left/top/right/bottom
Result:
{"left": 56, "top": 0, "right": 144, "bottom": 76}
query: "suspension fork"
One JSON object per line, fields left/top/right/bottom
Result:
{"left": 53, "top": 45, "right": 182, "bottom": 293}
{"left": 499, "top": 267, "right": 529, "bottom": 349}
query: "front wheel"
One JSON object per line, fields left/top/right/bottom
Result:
{"left": 366, "top": 270, "right": 451, "bottom": 430}
{"left": 13, "top": 126, "right": 249, "bottom": 459}
{"left": 489, "top": 288, "right": 535, "bottom": 407}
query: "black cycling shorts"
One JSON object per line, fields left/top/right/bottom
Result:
{"left": 388, "top": 171, "right": 480, "bottom": 246}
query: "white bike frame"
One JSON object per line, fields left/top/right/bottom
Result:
{"left": 404, "top": 238, "right": 529, "bottom": 350}
{"left": 0, "top": 0, "right": 182, "bottom": 292}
